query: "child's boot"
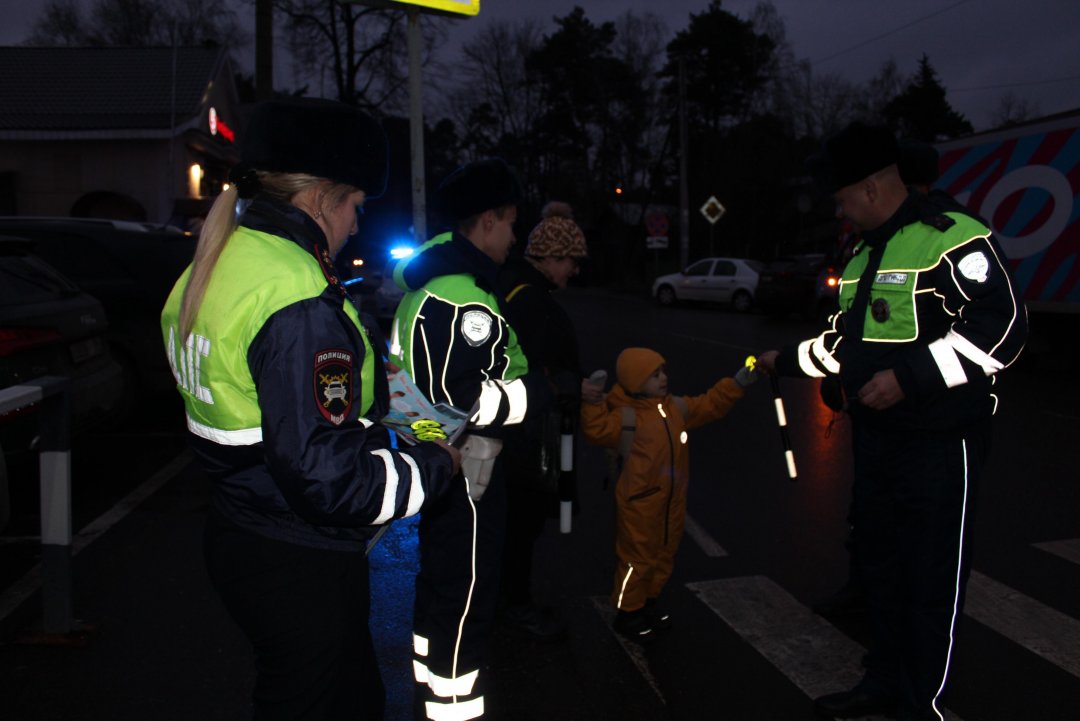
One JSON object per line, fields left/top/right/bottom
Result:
{"left": 613, "top": 608, "right": 655, "bottom": 643}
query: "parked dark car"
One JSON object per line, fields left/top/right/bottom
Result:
{"left": 0, "top": 237, "right": 125, "bottom": 529}
{"left": 755, "top": 253, "right": 841, "bottom": 321}
{"left": 0, "top": 217, "right": 196, "bottom": 398}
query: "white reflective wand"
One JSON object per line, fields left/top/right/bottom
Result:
{"left": 747, "top": 355, "right": 797, "bottom": 481}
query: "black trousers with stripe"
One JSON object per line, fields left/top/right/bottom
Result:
{"left": 204, "top": 511, "right": 384, "bottom": 721}
{"left": 852, "top": 419, "right": 991, "bottom": 720}
{"left": 413, "top": 461, "right": 507, "bottom": 719}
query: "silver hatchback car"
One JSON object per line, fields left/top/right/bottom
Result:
{"left": 652, "top": 257, "right": 763, "bottom": 312}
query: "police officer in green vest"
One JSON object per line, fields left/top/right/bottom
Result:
{"left": 390, "top": 158, "right": 549, "bottom": 721}
{"left": 160, "top": 97, "right": 460, "bottom": 721}
{"left": 758, "top": 123, "right": 1027, "bottom": 721}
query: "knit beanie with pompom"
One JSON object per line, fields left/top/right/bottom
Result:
{"left": 525, "top": 201, "right": 588, "bottom": 258}
{"left": 616, "top": 347, "right": 665, "bottom": 394}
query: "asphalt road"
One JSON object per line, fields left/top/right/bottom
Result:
{"left": 550, "top": 287, "right": 1080, "bottom": 721}
{"left": 1, "top": 287, "right": 1078, "bottom": 721}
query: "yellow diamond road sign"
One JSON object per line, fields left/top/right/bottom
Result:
{"left": 700, "top": 196, "right": 726, "bottom": 225}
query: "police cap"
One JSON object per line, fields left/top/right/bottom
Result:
{"left": 436, "top": 158, "right": 523, "bottom": 222}
{"left": 897, "top": 140, "right": 941, "bottom": 187}
{"left": 231, "top": 97, "right": 388, "bottom": 198}
{"left": 807, "top": 122, "right": 899, "bottom": 194}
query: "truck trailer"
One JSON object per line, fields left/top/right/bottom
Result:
{"left": 936, "top": 109, "right": 1080, "bottom": 316}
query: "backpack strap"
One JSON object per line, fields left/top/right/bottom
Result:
{"left": 672, "top": 396, "right": 688, "bottom": 421}
{"left": 616, "top": 397, "right": 686, "bottom": 461}
{"left": 617, "top": 406, "right": 636, "bottom": 462}
{"left": 505, "top": 283, "right": 530, "bottom": 302}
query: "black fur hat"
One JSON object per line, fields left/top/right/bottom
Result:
{"left": 436, "top": 158, "right": 523, "bottom": 222}
{"left": 807, "top": 122, "right": 899, "bottom": 194}
{"left": 231, "top": 97, "right": 388, "bottom": 198}
{"left": 897, "top": 140, "right": 941, "bottom": 187}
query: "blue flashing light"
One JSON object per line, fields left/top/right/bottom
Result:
{"left": 389, "top": 245, "right": 415, "bottom": 260}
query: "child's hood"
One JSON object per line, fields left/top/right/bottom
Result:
{"left": 606, "top": 380, "right": 670, "bottom": 411}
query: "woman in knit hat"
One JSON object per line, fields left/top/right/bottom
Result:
{"left": 495, "top": 201, "right": 588, "bottom": 639}
{"left": 580, "top": 347, "right": 757, "bottom": 643}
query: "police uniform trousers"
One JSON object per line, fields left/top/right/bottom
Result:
{"left": 204, "top": 510, "right": 384, "bottom": 721}
{"left": 413, "top": 458, "right": 508, "bottom": 721}
{"left": 851, "top": 419, "right": 990, "bottom": 720}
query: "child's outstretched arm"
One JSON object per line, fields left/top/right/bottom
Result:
{"left": 682, "top": 364, "right": 759, "bottom": 429}
{"left": 579, "top": 373, "right": 623, "bottom": 448}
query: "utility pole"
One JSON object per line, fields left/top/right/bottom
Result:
{"left": 407, "top": 10, "right": 426, "bottom": 242}
{"left": 678, "top": 57, "right": 690, "bottom": 270}
{"left": 255, "top": 0, "right": 273, "bottom": 100}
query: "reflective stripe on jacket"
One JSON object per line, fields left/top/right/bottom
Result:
{"left": 779, "top": 193, "right": 1027, "bottom": 433}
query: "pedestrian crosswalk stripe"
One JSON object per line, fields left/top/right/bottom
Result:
{"left": 1033, "top": 538, "right": 1080, "bottom": 567}
{"left": 684, "top": 514, "right": 727, "bottom": 557}
{"left": 591, "top": 597, "right": 666, "bottom": 705}
{"left": 965, "top": 570, "right": 1080, "bottom": 680}
{"left": 686, "top": 576, "right": 962, "bottom": 721}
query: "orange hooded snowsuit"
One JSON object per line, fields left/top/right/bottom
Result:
{"left": 580, "top": 348, "right": 745, "bottom": 612}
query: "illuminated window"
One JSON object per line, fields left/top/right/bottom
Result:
{"left": 189, "top": 164, "right": 204, "bottom": 198}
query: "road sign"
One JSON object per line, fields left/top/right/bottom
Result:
{"left": 354, "top": 0, "right": 479, "bottom": 17}
{"left": 646, "top": 236, "right": 669, "bottom": 250}
{"left": 645, "top": 210, "right": 670, "bottom": 238}
{"left": 700, "top": 196, "right": 726, "bottom": 225}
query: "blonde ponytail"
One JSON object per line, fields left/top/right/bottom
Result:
{"left": 179, "top": 185, "right": 240, "bottom": 339}
{"left": 177, "top": 172, "right": 360, "bottom": 339}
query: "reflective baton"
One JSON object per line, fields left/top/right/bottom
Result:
{"left": 558, "top": 410, "right": 575, "bottom": 534}
{"left": 747, "top": 356, "right": 797, "bottom": 481}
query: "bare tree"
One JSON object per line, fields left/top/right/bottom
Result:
{"left": 26, "top": 0, "right": 247, "bottom": 48}
{"left": 990, "top": 92, "right": 1041, "bottom": 129}
{"left": 611, "top": 11, "right": 671, "bottom": 193}
{"left": 26, "top": 0, "right": 85, "bottom": 45}
{"left": 272, "top": 0, "right": 445, "bottom": 112}
{"left": 747, "top": 0, "right": 795, "bottom": 120}
{"left": 854, "top": 58, "right": 906, "bottom": 121}
{"left": 447, "top": 19, "right": 544, "bottom": 153}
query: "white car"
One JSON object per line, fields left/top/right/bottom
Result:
{"left": 652, "top": 257, "right": 762, "bottom": 312}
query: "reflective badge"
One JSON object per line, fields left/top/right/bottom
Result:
{"left": 411, "top": 419, "right": 449, "bottom": 441}
{"left": 958, "top": 251, "right": 990, "bottom": 283}
{"left": 871, "top": 298, "right": 890, "bottom": 323}
{"left": 314, "top": 349, "right": 353, "bottom": 425}
{"left": 875, "top": 272, "right": 908, "bottom": 285}
{"left": 461, "top": 310, "right": 493, "bottom": 347}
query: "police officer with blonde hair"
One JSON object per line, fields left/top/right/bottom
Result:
{"left": 161, "top": 97, "right": 460, "bottom": 721}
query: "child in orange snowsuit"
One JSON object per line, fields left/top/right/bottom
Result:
{"left": 580, "top": 347, "right": 756, "bottom": 642}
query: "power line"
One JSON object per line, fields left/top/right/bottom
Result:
{"left": 811, "top": 0, "right": 972, "bottom": 66}
{"left": 950, "top": 74, "right": 1080, "bottom": 93}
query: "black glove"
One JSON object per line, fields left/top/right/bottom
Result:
{"left": 820, "top": 376, "right": 845, "bottom": 411}
{"left": 734, "top": 365, "right": 759, "bottom": 388}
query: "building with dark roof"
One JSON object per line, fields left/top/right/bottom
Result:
{"left": 0, "top": 45, "right": 241, "bottom": 224}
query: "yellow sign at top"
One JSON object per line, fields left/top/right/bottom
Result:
{"left": 383, "top": 0, "right": 479, "bottom": 16}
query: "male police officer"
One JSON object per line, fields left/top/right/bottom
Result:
{"left": 391, "top": 158, "right": 548, "bottom": 721}
{"left": 758, "top": 123, "right": 1026, "bottom": 721}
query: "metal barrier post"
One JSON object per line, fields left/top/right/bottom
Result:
{"left": 0, "top": 376, "right": 73, "bottom": 635}
{"left": 38, "top": 383, "right": 72, "bottom": 634}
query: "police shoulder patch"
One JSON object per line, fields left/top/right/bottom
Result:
{"left": 922, "top": 213, "right": 956, "bottom": 232}
{"left": 314, "top": 349, "right": 353, "bottom": 425}
{"left": 461, "top": 309, "right": 493, "bottom": 347}
{"left": 958, "top": 251, "right": 990, "bottom": 283}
